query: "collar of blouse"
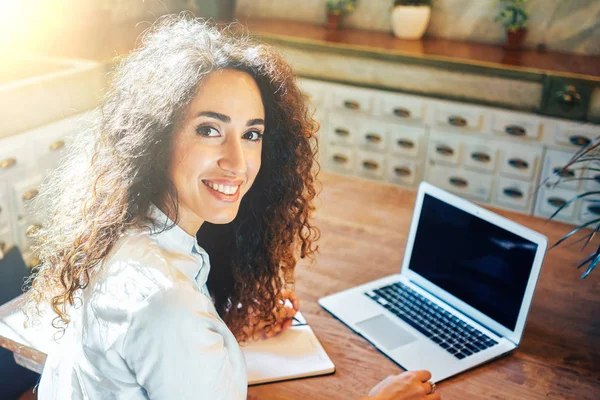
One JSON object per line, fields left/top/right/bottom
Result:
{"left": 147, "top": 203, "right": 211, "bottom": 288}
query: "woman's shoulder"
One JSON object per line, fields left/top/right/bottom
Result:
{"left": 85, "top": 229, "right": 187, "bottom": 309}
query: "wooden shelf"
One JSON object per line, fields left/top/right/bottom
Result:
{"left": 239, "top": 17, "right": 600, "bottom": 82}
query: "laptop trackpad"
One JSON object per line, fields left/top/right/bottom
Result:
{"left": 356, "top": 314, "right": 417, "bottom": 351}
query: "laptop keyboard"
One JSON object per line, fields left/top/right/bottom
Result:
{"left": 365, "top": 282, "right": 498, "bottom": 360}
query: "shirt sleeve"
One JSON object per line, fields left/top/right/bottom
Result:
{"left": 120, "top": 286, "right": 246, "bottom": 400}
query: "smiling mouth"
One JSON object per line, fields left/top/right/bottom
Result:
{"left": 202, "top": 180, "right": 241, "bottom": 196}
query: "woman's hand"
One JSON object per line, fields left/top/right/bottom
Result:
{"left": 362, "top": 370, "right": 441, "bottom": 400}
{"left": 243, "top": 290, "right": 300, "bottom": 341}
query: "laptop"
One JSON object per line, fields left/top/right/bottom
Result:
{"left": 318, "top": 181, "right": 547, "bottom": 382}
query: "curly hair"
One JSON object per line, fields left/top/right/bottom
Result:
{"left": 25, "top": 14, "right": 320, "bottom": 342}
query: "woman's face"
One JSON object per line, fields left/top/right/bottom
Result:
{"left": 167, "top": 69, "right": 265, "bottom": 235}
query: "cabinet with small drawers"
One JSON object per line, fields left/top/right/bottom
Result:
{"left": 0, "top": 113, "right": 85, "bottom": 264}
{"left": 299, "top": 78, "right": 598, "bottom": 225}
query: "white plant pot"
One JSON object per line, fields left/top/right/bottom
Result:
{"left": 391, "top": 6, "right": 431, "bottom": 40}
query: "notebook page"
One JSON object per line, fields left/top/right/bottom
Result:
{"left": 242, "top": 314, "right": 335, "bottom": 385}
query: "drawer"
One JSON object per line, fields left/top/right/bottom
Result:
{"left": 553, "top": 121, "right": 598, "bottom": 148}
{"left": 578, "top": 199, "right": 600, "bottom": 225}
{"left": 331, "top": 86, "right": 373, "bottom": 114}
{"left": 299, "top": 79, "right": 325, "bottom": 105}
{"left": 358, "top": 122, "right": 388, "bottom": 153}
{"left": 378, "top": 92, "right": 426, "bottom": 121}
{"left": 584, "top": 161, "right": 600, "bottom": 191}
{"left": 498, "top": 145, "right": 541, "bottom": 181}
{"left": 0, "top": 134, "right": 35, "bottom": 180}
{"left": 491, "top": 110, "right": 541, "bottom": 141}
{"left": 387, "top": 157, "right": 418, "bottom": 186}
{"left": 463, "top": 142, "right": 497, "bottom": 174}
{"left": 12, "top": 175, "right": 44, "bottom": 220}
{"left": 16, "top": 220, "right": 43, "bottom": 253}
{"left": 356, "top": 151, "right": 386, "bottom": 180}
{"left": 326, "top": 146, "right": 355, "bottom": 175}
{"left": 328, "top": 113, "right": 360, "bottom": 147}
{"left": 426, "top": 164, "right": 492, "bottom": 203}
{"left": 535, "top": 187, "right": 578, "bottom": 222}
{"left": 389, "top": 125, "right": 426, "bottom": 159}
{"left": 540, "top": 149, "right": 580, "bottom": 191}
{"left": 428, "top": 133, "right": 461, "bottom": 166}
{"left": 0, "top": 225, "right": 16, "bottom": 256}
{"left": 433, "top": 103, "right": 484, "bottom": 131}
{"left": 493, "top": 177, "right": 533, "bottom": 213}
{"left": 0, "top": 189, "right": 11, "bottom": 229}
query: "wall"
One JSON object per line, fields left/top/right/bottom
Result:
{"left": 235, "top": 0, "right": 600, "bottom": 55}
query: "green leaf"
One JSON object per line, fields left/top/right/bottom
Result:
{"left": 581, "top": 250, "right": 600, "bottom": 278}
{"left": 547, "top": 191, "right": 600, "bottom": 221}
{"left": 551, "top": 217, "right": 600, "bottom": 248}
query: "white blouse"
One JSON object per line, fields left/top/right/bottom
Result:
{"left": 38, "top": 206, "right": 247, "bottom": 399}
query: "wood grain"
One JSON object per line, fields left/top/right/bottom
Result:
{"left": 239, "top": 17, "right": 600, "bottom": 81}
{"left": 1, "top": 172, "right": 598, "bottom": 399}
{"left": 247, "top": 172, "right": 600, "bottom": 400}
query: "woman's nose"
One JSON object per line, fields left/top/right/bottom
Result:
{"left": 218, "top": 136, "right": 246, "bottom": 176}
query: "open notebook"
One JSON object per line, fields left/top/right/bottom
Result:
{"left": 242, "top": 312, "right": 336, "bottom": 385}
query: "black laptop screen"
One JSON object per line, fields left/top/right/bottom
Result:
{"left": 408, "top": 194, "right": 538, "bottom": 331}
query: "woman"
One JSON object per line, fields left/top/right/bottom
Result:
{"left": 26, "top": 15, "right": 440, "bottom": 400}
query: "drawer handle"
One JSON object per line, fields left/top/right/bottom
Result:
{"left": 471, "top": 152, "right": 491, "bottom": 163}
{"left": 0, "top": 157, "right": 17, "bottom": 169}
{"left": 393, "top": 107, "right": 411, "bottom": 118}
{"left": 593, "top": 175, "right": 600, "bottom": 184}
{"left": 27, "top": 256, "right": 42, "bottom": 269}
{"left": 23, "top": 189, "right": 39, "bottom": 201}
{"left": 332, "top": 154, "right": 348, "bottom": 164}
{"left": 552, "top": 167, "right": 575, "bottom": 178}
{"left": 503, "top": 188, "right": 524, "bottom": 198}
{"left": 547, "top": 197, "right": 567, "bottom": 208}
{"left": 343, "top": 100, "right": 360, "bottom": 110}
{"left": 335, "top": 128, "right": 350, "bottom": 137}
{"left": 365, "top": 134, "right": 382, "bottom": 144}
{"left": 394, "top": 166, "right": 411, "bottom": 177}
{"left": 26, "top": 224, "right": 42, "bottom": 238}
{"left": 556, "top": 85, "right": 582, "bottom": 108}
{"left": 49, "top": 140, "right": 65, "bottom": 151}
{"left": 587, "top": 205, "right": 600, "bottom": 215}
{"left": 505, "top": 125, "right": 526, "bottom": 136}
{"left": 449, "top": 177, "right": 468, "bottom": 188}
{"left": 362, "top": 160, "right": 379, "bottom": 170}
{"left": 508, "top": 158, "right": 529, "bottom": 170}
{"left": 569, "top": 135, "right": 591, "bottom": 147}
{"left": 397, "top": 139, "right": 415, "bottom": 149}
{"left": 448, "top": 115, "right": 467, "bottom": 127}
{"left": 436, "top": 145, "right": 455, "bottom": 156}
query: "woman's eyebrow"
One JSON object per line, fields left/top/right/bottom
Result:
{"left": 247, "top": 118, "right": 265, "bottom": 127}
{"left": 197, "top": 111, "right": 231, "bottom": 122}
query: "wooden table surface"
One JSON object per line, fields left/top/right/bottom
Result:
{"left": 1, "top": 172, "right": 599, "bottom": 399}
{"left": 248, "top": 172, "right": 600, "bottom": 400}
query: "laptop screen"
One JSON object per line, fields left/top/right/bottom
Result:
{"left": 408, "top": 194, "right": 538, "bottom": 331}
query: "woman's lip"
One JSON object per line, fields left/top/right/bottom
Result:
{"left": 203, "top": 181, "right": 241, "bottom": 202}
{"left": 202, "top": 179, "right": 244, "bottom": 185}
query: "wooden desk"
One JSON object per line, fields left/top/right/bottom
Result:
{"left": 1, "top": 172, "right": 599, "bottom": 399}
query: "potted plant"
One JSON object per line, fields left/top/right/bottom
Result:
{"left": 325, "top": 0, "right": 356, "bottom": 30}
{"left": 543, "top": 135, "right": 600, "bottom": 278}
{"left": 391, "top": 0, "right": 433, "bottom": 40}
{"left": 494, "top": 0, "right": 529, "bottom": 50}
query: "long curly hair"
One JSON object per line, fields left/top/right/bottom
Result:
{"left": 25, "top": 14, "right": 320, "bottom": 342}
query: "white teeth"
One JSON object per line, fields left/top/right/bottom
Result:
{"left": 205, "top": 181, "right": 239, "bottom": 195}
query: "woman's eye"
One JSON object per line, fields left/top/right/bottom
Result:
{"left": 243, "top": 130, "right": 263, "bottom": 142}
{"left": 196, "top": 126, "right": 220, "bottom": 137}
